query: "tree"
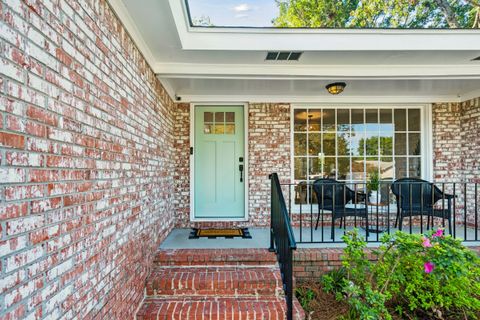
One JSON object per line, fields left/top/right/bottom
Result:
{"left": 273, "top": 0, "right": 480, "bottom": 28}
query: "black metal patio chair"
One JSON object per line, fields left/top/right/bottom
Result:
{"left": 312, "top": 178, "right": 369, "bottom": 239}
{"left": 391, "top": 178, "right": 455, "bottom": 233}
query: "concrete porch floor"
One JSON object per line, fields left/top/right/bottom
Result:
{"left": 160, "top": 227, "right": 480, "bottom": 249}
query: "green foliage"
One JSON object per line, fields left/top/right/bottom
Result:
{"left": 273, "top": 0, "right": 480, "bottom": 29}
{"left": 321, "top": 229, "right": 480, "bottom": 319}
{"left": 367, "top": 170, "right": 380, "bottom": 191}
{"left": 321, "top": 266, "right": 347, "bottom": 295}
{"left": 295, "top": 286, "right": 316, "bottom": 310}
{"left": 358, "top": 137, "right": 393, "bottom": 156}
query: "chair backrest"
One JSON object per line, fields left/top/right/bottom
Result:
{"left": 391, "top": 178, "right": 441, "bottom": 210}
{"left": 312, "top": 178, "right": 355, "bottom": 210}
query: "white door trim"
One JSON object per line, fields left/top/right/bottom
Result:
{"left": 189, "top": 102, "right": 249, "bottom": 222}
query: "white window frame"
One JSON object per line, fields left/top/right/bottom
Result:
{"left": 290, "top": 104, "right": 433, "bottom": 213}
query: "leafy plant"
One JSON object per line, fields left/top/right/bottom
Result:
{"left": 321, "top": 266, "right": 347, "bottom": 297}
{"left": 367, "top": 170, "right": 380, "bottom": 192}
{"left": 322, "top": 229, "right": 480, "bottom": 319}
{"left": 295, "top": 286, "right": 316, "bottom": 311}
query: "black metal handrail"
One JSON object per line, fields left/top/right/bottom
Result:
{"left": 269, "top": 173, "right": 297, "bottom": 320}
{"left": 280, "top": 180, "right": 479, "bottom": 243}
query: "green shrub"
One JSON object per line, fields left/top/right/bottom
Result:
{"left": 295, "top": 286, "right": 316, "bottom": 311}
{"left": 321, "top": 229, "right": 480, "bottom": 320}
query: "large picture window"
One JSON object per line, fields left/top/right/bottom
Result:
{"left": 293, "top": 107, "right": 423, "bottom": 204}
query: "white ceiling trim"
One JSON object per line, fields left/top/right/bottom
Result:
{"left": 168, "top": 0, "right": 480, "bottom": 51}
{"left": 460, "top": 88, "right": 480, "bottom": 102}
{"left": 107, "top": 0, "right": 156, "bottom": 70}
{"left": 155, "top": 63, "right": 480, "bottom": 80}
{"left": 178, "top": 94, "right": 461, "bottom": 104}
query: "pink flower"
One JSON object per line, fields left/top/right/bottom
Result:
{"left": 424, "top": 262, "right": 435, "bottom": 273}
{"left": 432, "top": 229, "right": 444, "bottom": 238}
{"left": 422, "top": 237, "right": 432, "bottom": 248}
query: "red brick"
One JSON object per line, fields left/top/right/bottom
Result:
{"left": 0, "top": 132, "right": 25, "bottom": 149}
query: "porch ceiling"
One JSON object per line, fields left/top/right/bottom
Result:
{"left": 109, "top": 0, "right": 480, "bottom": 103}
{"left": 162, "top": 78, "right": 480, "bottom": 104}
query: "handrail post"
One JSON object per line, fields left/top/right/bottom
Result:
{"left": 269, "top": 174, "right": 275, "bottom": 252}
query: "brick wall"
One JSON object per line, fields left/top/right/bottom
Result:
{"left": 248, "top": 103, "right": 291, "bottom": 226}
{"left": 432, "top": 97, "right": 480, "bottom": 182}
{"left": 293, "top": 245, "right": 480, "bottom": 280}
{"left": 432, "top": 98, "right": 480, "bottom": 226}
{"left": 0, "top": 0, "right": 176, "bottom": 319}
{"left": 173, "top": 103, "right": 190, "bottom": 227}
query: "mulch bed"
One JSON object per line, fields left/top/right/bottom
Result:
{"left": 296, "top": 280, "right": 349, "bottom": 320}
{"left": 296, "top": 280, "right": 480, "bottom": 320}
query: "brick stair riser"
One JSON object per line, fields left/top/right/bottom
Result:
{"left": 145, "top": 267, "right": 283, "bottom": 297}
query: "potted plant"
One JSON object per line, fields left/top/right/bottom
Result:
{"left": 367, "top": 171, "right": 381, "bottom": 204}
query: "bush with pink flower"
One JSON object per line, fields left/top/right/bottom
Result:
{"left": 322, "top": 229, "right": 480, "bottom": 319}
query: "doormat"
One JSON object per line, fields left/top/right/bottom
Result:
{"left": 189, "top": 228, "right": 252, "bottom": 239}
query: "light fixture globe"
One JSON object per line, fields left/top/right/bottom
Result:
{"left": 326, "top": 82, "right": 346, "bottom": 95}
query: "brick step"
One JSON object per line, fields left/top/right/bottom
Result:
{"left": 154, "top": 249, "right": 278, "bottom": 266}
{"left": 146, "top": 266, "right": 283, "bottom": 297}
{"left": 136, "top": 297, "right": 305, "bottom": 320}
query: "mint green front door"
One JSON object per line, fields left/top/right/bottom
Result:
{"left": 194, "top": 106, "right": 245, "bottom": 219}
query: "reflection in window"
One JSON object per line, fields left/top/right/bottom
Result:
{"left": 204, "top": 111, "right": 235, "bottom": 135}
{"left": 293, "top": 107, "right": 422, "bottom": 204}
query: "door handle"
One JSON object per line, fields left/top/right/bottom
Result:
{"left": 239, "top": 164, "right": 244, "bottom": 182}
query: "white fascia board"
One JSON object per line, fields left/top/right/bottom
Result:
{"left": 179, "top": 94, "right": 461, "bottom": 104}
{"left": 169, "top": 0, "right": 480, "bottom": 51}
{"left": 154, "top": 63, "right": 480, "bottom": 80}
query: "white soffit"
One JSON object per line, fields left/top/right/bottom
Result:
{"left": 109, "top": 0, "right": 480, "bottom": 102}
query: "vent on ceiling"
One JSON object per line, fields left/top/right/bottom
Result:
{"left": 473, "top": 55, "right": 480, "bottom": 61}
{"left": 266, "top": 51, "right": 303, "bottom": 61}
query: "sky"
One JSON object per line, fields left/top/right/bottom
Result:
{"left": 186, "top": 0, "right": 278, "bottom": 27}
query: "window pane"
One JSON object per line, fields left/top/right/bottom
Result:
{"left": 394, "top": 109, "right": 406, "bottom": 131}
{"left": 309, "top": 157, "right": 323, "bottom": 179}
{"left": 295, "top": 181, "right": 309, "bottom": 204}
{"left": 204, "top": 112, "right": 213, "bottom": 123}
{"left": 324, "top": 157, "right": 336, "bottom": 178}
{"left": 294, "top": 109, "right": 307, "bottom": 131}
{"left": 395, "top": 157, "right": 408, "bottom": 178}
{"left": 323, "top": 133, "right": 335, "bottom": 156}
{"left": 351, "top": 109, "right": 364, "bottom": 132}
{"left": 364, "top": 132, "right": 379, "bottom": 156}
{"left": 322, "top": 109, "right": 335, "bottom": 131}
{"left": 308, "top": 133, "right": 321, "bottom": 156}
{"left": 337, "top": 109, "right": 349, "bottom": 131}
{"left": 351, "top": 131, "right": 364, "bottom": 156}
{"left": 379, "top": 109, "right": 393, "bottom": 131}
{"left": 226, "top": 112, "right": 235, "bottom": 122}
{"left": 214, "top": 124, "right": 224, "bottom": 134}
{"left": 408, "top": 109, "right": 421, "bottom": 131}
{"left": 337, "top": 157, "right": 350, "bottom": 180}
{"left": 294, "top": 158, "right": 307, "bottom": 180}
{"left": 409, "top": 133, "right": 421, "bottom": 155}
{"left": 225, "top": 124, "right": 235, "bottom": 134}
{"left": 337, "top": 132, "right": 351, "bottom": 156}
{"left": 204, "top": 124, "right": 212, "bottom": 134}
{"left": 294, "top": 133, "right": 306, "bottom": 156}
{"left": 308, "top": 109, "right": 322, "bottom": 131}
{"left": 351, "top": 157, "right": 365, "bottom": 181}
{"left": 380, "top": 157, "right": 394, "bottom": 179}
{"left": 379, "top": 132, "right": 393, "bottom": 156}
{"left": 215, "top": 112, "right": 224, "bottom": 122}
{"left": 409, "top": 157, "right": 421, "bottom": 178}
{"left": 365, "top": 109, "right": 379, "bottom": 131}
{"left": 395, "top": 133, "right": 407, "bottom": 155}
